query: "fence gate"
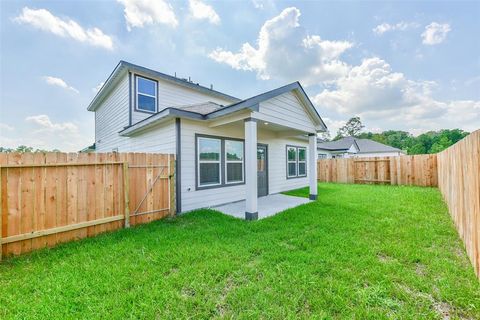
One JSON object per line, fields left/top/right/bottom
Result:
{"left": 0, "top": 152, "right": 175, "bottom": 259}
{"left": 353, "top": 158, "right": 391, "bottom": 184}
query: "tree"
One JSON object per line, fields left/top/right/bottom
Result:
{"left": 335, "top": 116, "right": 365, "bottom": 139}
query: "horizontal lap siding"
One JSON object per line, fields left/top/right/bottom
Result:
{"left": 180, "top": 120, "right": 245, "bottom": 212}
{"left": 180, "top": 119, "right": 309, "bottom": 212}
{"left": 132, "top": 76, "right": 234, "bottom": 124}
{"left": 95, "top": 74, "right": 129, "bottom": 152}
{"left": 256, "top": 92, "right": 316, "bottom": 133}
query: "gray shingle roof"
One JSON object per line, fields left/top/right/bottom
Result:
{"left": 174, "top": 102, "right": 224, "bottom": 115}
{"left": 317, "top": 137, "right": 403, "bottom": 153}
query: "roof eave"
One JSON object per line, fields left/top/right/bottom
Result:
{"left": 87, "top": 61, "right": 241, "bottom": 112}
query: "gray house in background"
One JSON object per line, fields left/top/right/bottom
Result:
{"left": 317, "top": 136, "right": 405, "bottom": 159}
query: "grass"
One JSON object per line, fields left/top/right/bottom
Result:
{"left": 1, "top": 183, "right": 479, "bottom": 319}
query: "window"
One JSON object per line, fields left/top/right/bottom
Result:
{"left": 225, "top": 140, "right": 244, "bottom": 184}
{"left": 298, "top": 147, "right": 306, "bottom": 176}
{"left": 287, "top": 146, "right": 297, "bottom": 177}
{"left": 197, "top": 137, "right": 221, "bottom": 187}
{"left": 136, "top": 76, "right": 157, "bottom": 112}
{"left": 286, "top": 145, "right": 307, "bottom": 178}
{"left": 196, "top": 135, "right": 245, "bottom": 189}
{"left": 318, "top": 153, "right": 327, "bottom": 159}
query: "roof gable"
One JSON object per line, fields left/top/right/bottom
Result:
{"left": 88, "top": 61, "right": 240, "bottom": 111}
{"left": 317, "top": 137, "right": 403, "bottom": 153}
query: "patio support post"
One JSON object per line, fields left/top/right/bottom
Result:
{"left": 309, "top": 133, "right": 318, "bottom": 200}
{"left": 245, "top": 118, "right": 258, "bottom": 220}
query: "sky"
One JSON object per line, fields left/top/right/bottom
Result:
{"left": 0, "top": 0, "right": 479, "bottom": 151}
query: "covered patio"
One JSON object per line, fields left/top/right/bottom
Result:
{"left": 213, "top": 193, "right": 312, "bottom": 220}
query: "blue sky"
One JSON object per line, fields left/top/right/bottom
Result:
{"left": 1, "top": 0, "right": 479, "bottom": 151}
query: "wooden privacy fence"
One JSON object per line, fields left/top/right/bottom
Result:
{"left": 0, "top": 152, "right": 175, "bottom": 259}
{"left": 437, "top": 130, "right": 480, "bottom": 278}
{"left": 317, "top": 154, "right": 438, "bottom": 187}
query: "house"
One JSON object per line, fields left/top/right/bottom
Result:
{"left": 317, "top": 136, "right": 405, "bottom": 159}
{"left": 88, "top": 61, "right": 327, "bottom": 219}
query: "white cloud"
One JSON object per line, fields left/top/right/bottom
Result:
{"left": 43, "top": 76, "right": 79, "bottom": 93}
{"left": 314, "top": 57, "right": 480, "bottom": 133}
{"left": 0, "top": 123, "right": 14, "bottom": 132}
{"left": 373, "top": 21, "right": 419, "bottom": 35}
{"left": 209, "top": 7, "right": 353, "bottom": 85}
{"left": 0, "top": 115, "right": 91, "bottom": 151}
{"left": 14, "top": 7, "right": 114, "bottom": 50}
{"left": 189, "top": 0, "right": 220, "bottom": 25}
{"left": 117, "top": 0, "right": 178, "bottom": 30}
{"left": 92, "top": 82, "right": 105, "bottom": 94}
{"left": 26, "top": 115, "right": 79, "bottom": 133}
{"left": 251, "top": 0, "right": 276, "bottom": 10}
{"left": 422, "top": 22, "right": 451, "bottom": 45}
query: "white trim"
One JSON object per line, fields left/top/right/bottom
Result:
{"left": 136, "top": 76, "right": 157, "bottom": 113}
{"left": 298, "top": 147, "right": 307, "bottom": 177}
{"left": 224, "top": 139, "right": 245, "bottom": 184}
{"left": 197, "top": 137, "right": 222, "bottom": 187}
{"left": 245, "top": 120, "right": 258, "bottom": 214}
{"left": 287, "top": 146, "right": 298, "bottom": 178}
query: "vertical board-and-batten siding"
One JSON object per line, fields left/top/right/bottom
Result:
{"left": 180, "top": 119, "right": 310, "bottom": 212}
{"left": 253, "top": 91, "right": 317, "bottom": 133}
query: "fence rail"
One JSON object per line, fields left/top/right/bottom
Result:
{"left": 317, "top": 130, "right": 480, "bottom": 278}
{"left": 0, "top": 152, "right": 175, "bottom": 259}
{"left": 317, "top": 154, "right": 438, "bottom": 187}
{"left": 437, "top": 130, "right": 480, "bottom": 278}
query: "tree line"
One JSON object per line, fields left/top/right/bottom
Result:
{"left": 323, "top": 116, "right": 469, "bottom": 155}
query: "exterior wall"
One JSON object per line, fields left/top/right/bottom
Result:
{"left": 180, "top": 119, "right": 310, "bottom": 212}
{"left": 131, "top": 73, "right": 234, "bottom": 124}
{"left": 254, "top": 91, "right": 317, "bottom": 133}
{"left": 318, "top": 150, "right": 403, "bottom": 159}
{"left": 95, "top": 72, "right": 234, "bottom": 153}
{"left": 95, "top": 74, "right": 130, "bottom": 152}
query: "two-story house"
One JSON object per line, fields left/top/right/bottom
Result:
{"left": 88, "top": 61, "right": 327, "bottom": 219}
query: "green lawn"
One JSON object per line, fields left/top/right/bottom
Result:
{"left": 1, "top": 183, "right": 479, "bottom": 319}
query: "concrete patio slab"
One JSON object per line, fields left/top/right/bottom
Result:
{"left": 212, "top": 193, "right": 312, "bottom": 220}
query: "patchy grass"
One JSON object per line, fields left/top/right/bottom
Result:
{"left": 1, "top": 183, "right": 478, "bottom": 319}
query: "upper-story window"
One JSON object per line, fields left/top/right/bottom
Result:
{"left": 136, "top": 76, "right": 157, "bottom": 113}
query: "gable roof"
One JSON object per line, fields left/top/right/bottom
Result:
{"left": 87, "top": 61, "right": 240, "bottom": 111}
{"left": 119, "top": 81, "right": 327, "bottom": 136}
{"left": 317, "top": 137, "right": 404, "bottom": 153}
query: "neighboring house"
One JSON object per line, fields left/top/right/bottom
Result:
{"left": 317, "top": 136, "right": 405, "bottom": 159}
{"left": 88, "top": 61, "right": 327, "bottom": 219}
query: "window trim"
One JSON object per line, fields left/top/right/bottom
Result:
{"left": 195, "top": 134, "right": 245, "bottom": 190}
{"left": 197, "top": 137, "right": 222, "bottom": 188}
{"left": 286, "top": 146, "right": 298, "bottom": 178}
{"left": 298, "top": 147, "right": 307, "bottom": 177}
{"left": 286, "top": 145, "right": 308, "bottom": 179}
{"left": 135, "top": 75, "right": 158, "bottom": 114}
{"left": 224, "top": 139, "right": 245, "bottom": 185}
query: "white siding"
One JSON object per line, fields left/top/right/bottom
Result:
{"left": 95, "top": 72, "right": 235, "bottom": 154}
{"left": 95, "top": 74, "right": 176, "bottom": 154}
{"left": 180, "top": 119, "right": 309, "bottom": 212}
{"left": 95, "top": 74, "right": 130, "bottom": 152}
{"left": 254, "top": 91, "right": 317, "bottom": 133}
{"left": 131, "top": 74, "right": 234, "bottom": 124}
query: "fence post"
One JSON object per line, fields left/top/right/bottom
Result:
{"left": 123, "top": 162, "right": 130, "bottom": 228}
{"left": 169, "top": 155, "right": 176, "bottom": 216}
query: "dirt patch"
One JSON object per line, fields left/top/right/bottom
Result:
{"left": 415, "top": 262, "right": 426, "bottom": 276}
{"left": 397, "top": 284, "right": 471, "bottom": 320}
{"left": 181, "top": 287, "right": 196, "bottom": 298}
{"left": 215, "top": 277, "right": 235, "bottom": 317}
{"left": 377, "top": 252, "right": 394, "bottom": 263}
